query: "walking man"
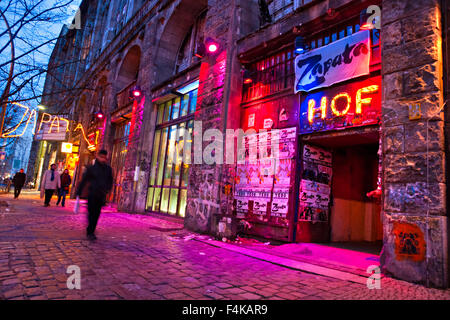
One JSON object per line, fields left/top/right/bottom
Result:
{"left": 56, "top": 169, "right": 72, "bottom": 207}
{"left": 76, "top": 150, "right": 113, "bottom": 240}
{"left": 12, "top": 169, "right": 26, "bottom": 199}
{"left": 41, "top": 164, "right": 61, "bottom": 207}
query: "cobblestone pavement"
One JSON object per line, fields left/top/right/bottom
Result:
{"left": 1, "top": 193, "right": 450, "bottom": 300}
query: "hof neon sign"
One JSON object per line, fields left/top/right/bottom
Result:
{"left": 300, "top": 76, "right": 381, "bottom": 134}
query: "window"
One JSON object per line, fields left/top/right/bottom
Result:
{"left": 268, "top": 0, "right": 314, "bottom": 22}
{"left": 175, "top": 11, "right": 206, "bottom": 74}
{"left": 242, "top": 48, "right": 295, "bottom": 102}
{"left": 145, "top": 86, "right": 198, "bottom": 217}
{"left": 307, "top": 18, "right": 381, "bottom": 66}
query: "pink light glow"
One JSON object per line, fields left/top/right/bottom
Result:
{"left": 207, "top": 44, "right": 218, "bottom": 53}
{"left": 133, "top": 90, "right": 141, "bottom": 97}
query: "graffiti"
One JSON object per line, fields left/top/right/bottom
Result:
{"left": 393, "top": 222, "right": 426, "bottom": 262}
{"left": 188, "top": 169, "right": 219, "bottom": 231}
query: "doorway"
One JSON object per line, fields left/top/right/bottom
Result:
{"left": 300, "top": 128, "right": 383, "bottom": 255}
{"left": 330, "top": 143, "right": 383, "bottom": 244}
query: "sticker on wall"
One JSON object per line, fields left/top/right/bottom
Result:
{"left": 263, "top": 118, "right": 274, "bottom": 129}
{"left": 393, "top": 221, "right": 426, "bottom": 262}
{"left": 248, "top": 113, "right": 255, "bottom": 127}
{"left": 279, "top": 108, "right": 288, "bottom": 122}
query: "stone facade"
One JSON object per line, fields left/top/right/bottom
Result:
{"left": 380, "top": 0, "right": 448, "bottom": 288}
{"left": 30, "top": 0, "right": 450, "bottom": 287}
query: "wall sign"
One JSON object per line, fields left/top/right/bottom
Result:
{"left": 300, "top": 76, "right": 381, "bottom": 134}
{"left": 295, "top": 30, "right": 371, "bottom": 93}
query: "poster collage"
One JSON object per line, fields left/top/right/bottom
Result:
{"left": 234, "top": 127, "right": 297, "bottom": 226}
{"left": 298, "top": 144, "right": 333, "bottom": 222}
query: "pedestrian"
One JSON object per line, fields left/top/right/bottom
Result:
{"left": 76, "top": 149, "right": 113, "bottom": 241}
{"left": 41, "top": 164, "right": 61, "bottom": 207}
{"left": 56, "top": 169, "right": 72, "bottom": 207}
{"left": 12, "top": 169, "right": 26, "bottom": 199}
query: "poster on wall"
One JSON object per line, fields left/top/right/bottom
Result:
{"left": 274, "top": 158, "right": 292, "bottom": 187}
{"left": 295, "top": 30, "right": 371, "bottom": 93}
{"left": 234, "top": 127, "right": 297, "bottom": 223}
{"left": 299, "top": 144, "right": 332, "bottom": 222}
{"left": 271, "top": 188, "right": 290, "bottom": 218}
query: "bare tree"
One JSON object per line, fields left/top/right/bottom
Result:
{"left": 0, "top": 0, "right": 87, "bottom": 145}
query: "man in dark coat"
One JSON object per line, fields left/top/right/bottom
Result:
{"left": 76, "top": 149, "right": 113, "bottom": 240}
{"left": 12, "top": 169, "right": 26, "bottom": 199}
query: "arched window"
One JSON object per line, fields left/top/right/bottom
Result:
{"left": 174, "top": 10, "right": 206, "bottom": 74}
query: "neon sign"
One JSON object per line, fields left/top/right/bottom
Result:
{"left": 300, "top": 75, "right": 381, "bottom": 134}
{"left": 1, "top": 102, "right": 38, "bottom": 138}
{"left": 2, "top": 103, "right": 98, "bottom": 151}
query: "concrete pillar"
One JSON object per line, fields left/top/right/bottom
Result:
{"left": 380, "top": 0, "right": 448, "bottom": 288}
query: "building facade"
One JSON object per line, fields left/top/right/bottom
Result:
{"left": 29, "top": 0, "right": 450, "bottom": 288}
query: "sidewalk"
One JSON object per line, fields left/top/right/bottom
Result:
{"left": 2, "top": 193, "right": 378, "bottom": 283}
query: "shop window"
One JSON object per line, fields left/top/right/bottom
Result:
{"left": 145, "top": 87, "right": 198, "bottom": 217}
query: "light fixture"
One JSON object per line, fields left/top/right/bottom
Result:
{"left": 37, "top": 105, "right": 46, "bottom": 110}
{"left": 195, "top": 38, "right": 221, "bottom": 58}
{"left": 95, "top": 110, "right": 104, "bottom": 119}
{"left": 129, "top": 85, "right": 143, "bottom": 99}
{"left": 295, "top": 36, "right": 307, "bottom": 54}
{"left": 360, "top": 8, "right": 374, "bottom": 30}
{"left": 243, "top": 69, "right": 255, "bottom": 84}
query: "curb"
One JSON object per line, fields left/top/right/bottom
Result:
{"left": 195, "top": 237, "right": 370, "bottom": 285}
{"left": 107, "top": 212, "right": 185, "bottom": 232}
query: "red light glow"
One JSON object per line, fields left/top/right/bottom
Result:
{"left": 244, "top": 78, "right": 253, "bottom": 84}
{"left": 133, "top": 90, "right": 141, "bottom": 97}
{"left": 360, "top": 23, "right": 373, "bottom": 30}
